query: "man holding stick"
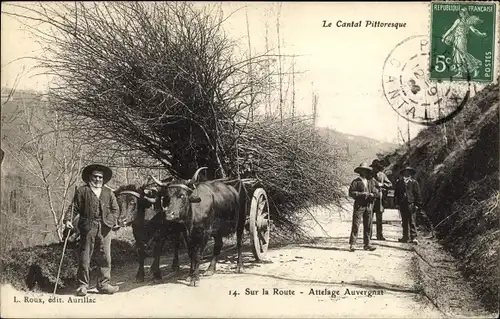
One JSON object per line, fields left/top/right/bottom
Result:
{"left": 370, "top": 159, "right": 392, "bottom": 241}
{"left": 63, "top": 164, "right": 121, "bottom": 296}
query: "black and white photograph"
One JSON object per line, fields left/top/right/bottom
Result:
{"left": 1, "top": 1, "right": 499, "bottom": 318}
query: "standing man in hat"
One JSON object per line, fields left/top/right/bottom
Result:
{"left": 63, "top": 164, "right": 121, "bottom": 296}
{"left": 370, "top": 159, "right": 392, "bottom": 240}
{"left": 394, "top": 166, "right": 422, "bottom": 244}
{"left": 348, "top": 162, "right": 379, "bottom": 252}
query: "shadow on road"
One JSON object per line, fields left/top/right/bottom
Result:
{"left": 299, "top": 245, "right": 352, "bottom": 252}
{"left": 107, "top": 241, "right": 265, "bottom": 293}
{"left": 371, "top": 242, "right": 414, "bottom": 252}
{"left": 299, "top": 236, "right": 398, "bottom": 256}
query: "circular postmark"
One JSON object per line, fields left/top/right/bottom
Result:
{"left": 382, "top": 35, "right": 470, "bottom": 126}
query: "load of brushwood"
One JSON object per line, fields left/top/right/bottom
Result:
{"left": 382, "top": 82, "right": 499, "bottom": 312}
{"left": 1, "top": 2, "right": 348, "bottom": 290}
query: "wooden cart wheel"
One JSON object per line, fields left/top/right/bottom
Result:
{"left": 249, "top": 188, "right": 270, "bottom": 261}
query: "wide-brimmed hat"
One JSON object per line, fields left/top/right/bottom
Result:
{"left": 354, "top": 162, "right": 373, "bottom": 174}
{"left": 82, "top": 164, "right": 113, "bottom": 184}
{"left": 370, "top": 159, "right": 384, "bottom": 169}
{"left": 401, "top": 166, "right": 416, "bottom": 175}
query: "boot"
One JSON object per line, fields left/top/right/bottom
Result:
{"left": 398, "top": 238, "right": 408, "bottom": 243}
{"left": 364, "top": 245, "right": 376, "bottom": 251}
{"left": 349, "top": 245, "right": 355, "bottom": 252}
{"left": 97, "top": 283, "right": 119, "bottom": 294}
{"left": 75, "top": 286, "right": 87, "bottom": 296}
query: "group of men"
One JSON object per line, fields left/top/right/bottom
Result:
{"left": 62, "top": 160, "right": 423, "bottom": 296}
{"left": 348, "top": 159, "right": 422, "bottom": 252}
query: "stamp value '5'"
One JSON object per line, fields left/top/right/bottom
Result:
{"left": 430, "top": 1, "right": 497, "bottom": 82}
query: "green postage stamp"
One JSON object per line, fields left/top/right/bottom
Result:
{"left": 430, "top": 1, "right": 497, "bottom": 82}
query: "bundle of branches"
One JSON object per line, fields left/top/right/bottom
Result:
{"left": 235, "top": 115, "right": 347, "bottom": 234}
{"left": 6, "top": 2, "right": 346, "bottom": 237}
{"left": 6, "top": 2, "right": 269, "bottom": 179}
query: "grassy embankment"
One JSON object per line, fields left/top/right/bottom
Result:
{"left": 382, "top": 82, "right": 499, "bottom": 312}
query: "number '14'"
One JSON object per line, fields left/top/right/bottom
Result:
{"left": 229, "top": 290, "right": 238, "bottom": 297}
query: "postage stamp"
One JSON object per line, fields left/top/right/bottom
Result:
{"left": 430, "top": 1, "right": 497, "bottom": 82}
{"left": 382, "top": 35, "right": 471, "bottom": 126}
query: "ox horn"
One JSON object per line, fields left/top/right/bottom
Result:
{"left": 149, "top": 175, "right": 170, "bottom": 187}
{"left": 142, "top": 189, "right": 157, "bottom": 203}
{"left": 117, "top": 190, "right": 142, "bottom": 198}
{"left": 168, "top": 184, "right": 194, "bottom": 194}
{"left": 105, "top": 185, "right": 116, "bottom": 192}
{"left": 143, "top": 196, "right": 156, "bottom": 203}
{"left": 190, "top": 167, "right": 208, "bottom": 184}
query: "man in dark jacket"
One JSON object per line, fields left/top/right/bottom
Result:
{"left": 64, "top": 164, "right": 121, "bottom": 296}
{"left": 348, "top": 162, "right": 379, "bottom": 252}
{"left": 370, "top": 159, "right": 392, "bottom": 240}
{"left": 394, "top": 166, "right": 422, "bottom": 244}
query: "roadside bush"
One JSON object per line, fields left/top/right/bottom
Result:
{"left": 0, "top": 228, "right": 137, "bottom": 292}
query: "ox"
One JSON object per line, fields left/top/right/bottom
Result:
{"left": 116, "top": 170, "right": 207, "bottom": 282}
{"left": 153, "top": 167, "right": 248, "bottom": 287}
{"left": 114, "top": 183, "right": 182, "bottom": 282}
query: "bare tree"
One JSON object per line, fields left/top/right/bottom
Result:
{"left": 276, "top": 3, "right": 283, "bottom": 125}
{"left": 245, "top": 9, "right": 254, "bottom": 122}
{"left": 312, "top": 85, "right": 319, "bottom": 127}
{"left": 265, "top": 17, "right": 271, "bottom": 116}
{"left": 292, "top": 57, "right": 295, "bottom": 119}
{"left": 1, "top": 91, "right": 85, "bottom": 241}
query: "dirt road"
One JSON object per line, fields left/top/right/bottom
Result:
{"left": 0, "top": 208, "right": 464, "bottom": 318}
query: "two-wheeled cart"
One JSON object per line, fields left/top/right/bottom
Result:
{"left": 210, "top": 177, "right": 271, "bottom": 261}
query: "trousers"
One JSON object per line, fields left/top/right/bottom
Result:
{"left": 372, "top": 198, "right": 384, "bottom": 238}
{"left": 349, "top": 206, "right": 373, "bottom": 246}
{"left": 400, "top": 202, "right": 417, "bottom": 240}
{"left": 77, "top": 219, "right": 112, "bottom": 289}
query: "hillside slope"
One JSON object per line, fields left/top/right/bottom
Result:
{"left": 317, "top": 127, "right": 398, "bottom": 184}
{"left": 381, "top": 82, "right": 499, "bottom": 312}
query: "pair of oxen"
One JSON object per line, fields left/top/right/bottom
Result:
{"left": 72, "top": 167, "right": 248, "bottom": 287}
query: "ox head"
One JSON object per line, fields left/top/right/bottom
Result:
{"left": 114, "top": 185, "right": 157, "bottom": 227}
{"left": 164, "top": 183, "right": 202, "bottom": 222}
{"left": 150, "top": 167, "right": 206, "bottom": 222}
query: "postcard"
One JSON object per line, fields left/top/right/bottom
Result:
{"left": 1, "top": 1, "right": 498, "bottom": 318}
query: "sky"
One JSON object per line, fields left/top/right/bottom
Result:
{"left": 1, "top": 1, "right": 487, "bottom": 143}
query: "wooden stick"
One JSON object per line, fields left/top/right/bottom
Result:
{"left": 53, "top": 233, "right": 70, "bottom": 295}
